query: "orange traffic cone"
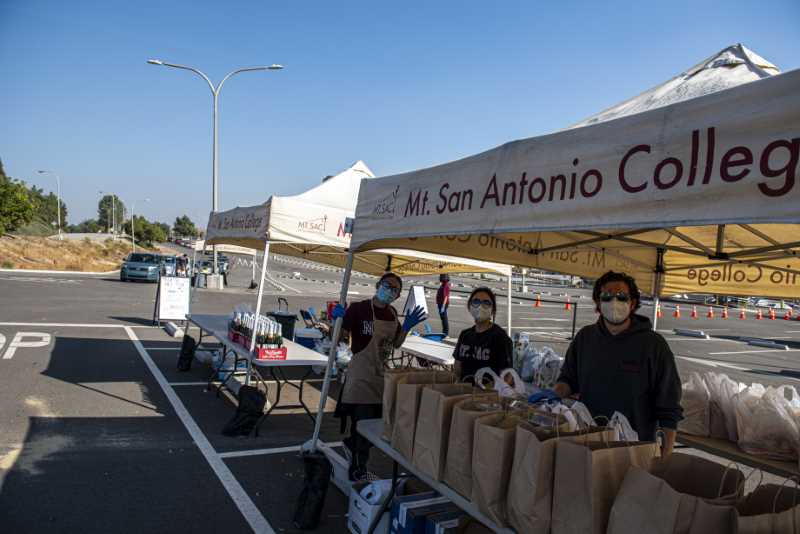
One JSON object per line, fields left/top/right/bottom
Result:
{"left": 706, "top": 306, "right": 715, "bottom": 319}
{"left": 673, "top": 305, "right": 681, "bottom": 318}
{"left": 756, "top": 309, "right": 763, "bottom": 320}
{"left": 534, "top": 295, "right": 541, "bottom": 308}
{"left": 769, "top": 308, "right": 776, "bottom": 320}
{"left": 721, "top": 306, "right": 729, "bottom": 319}
{"left": 565, "top": 297, "right": 572, "bottom": 311}
{"left": 691, "top": 306, "right": 698, "bottom": 319}
{"left": 739, "top": 307, "right": 746, "bottom": 320}
{"left": 656, "top": 304, "right": 663, "bottom": 318}
{"left": 784, "top": 308, "right": 793, "bottom": 320}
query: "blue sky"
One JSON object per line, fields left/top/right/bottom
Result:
{"left": 1, "top": 0, "right": 798, "bottom": 227}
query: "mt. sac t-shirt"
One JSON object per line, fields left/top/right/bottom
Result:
{"left": 453, "top": 323, "right": 513, "bottom": 380}
{"left": 342, "top": 299, "right": 401, "bottom": 355}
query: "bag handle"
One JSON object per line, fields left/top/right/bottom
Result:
{"left": 770, "top": 476, "right": 800, "bottom": 515}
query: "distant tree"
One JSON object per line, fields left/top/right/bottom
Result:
{"left": 156, "top": 222, "right": 171, "bottom": 239}
{"left": 0, "top": 159, "right": 35, "bottom": 236}
{"left": 173, "top": 215, "right": 198, "bottom": 237}
{"left": 98, "top": 195, "right": 125, "bottom": 233}
{"left": 123, "top": 216, "right": 166, "bottom": 247}
{"left": 67, "top": 219, "right": 102, "bottom": 233}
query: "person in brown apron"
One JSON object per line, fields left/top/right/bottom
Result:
{"left": 332, "top": 272, "right": 426, "bottom": 481}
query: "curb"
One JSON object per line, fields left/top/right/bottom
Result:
{"left": 0, "top": 268, "right": 120, "bottom": 276}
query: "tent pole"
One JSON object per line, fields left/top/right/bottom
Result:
{"left": 652, "top": 248, "right": 665, "bottom": 331}
{"left": 246, "top": 241, "right": 270, "bottom": 385}
{"left": 309, "top": 249, "right": 355, "bottom": 452}
{"left": 507, "top": 274, "right": 512, "bottom": 333}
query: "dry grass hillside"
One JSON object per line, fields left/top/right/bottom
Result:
{"left": 0, "top": 236, "right": 157, "bottom": 272}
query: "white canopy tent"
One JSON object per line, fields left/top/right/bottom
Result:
{"left": 204, "top": 161, "right": 515, "bottom": 351}
{"left": 308, "top": 45, "right": 800, "bottom": 450}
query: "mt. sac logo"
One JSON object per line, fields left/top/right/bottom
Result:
{"left": 372, "top": 185, "right": 400, "bottom": 219}
{"left": 298, "top": 215, "right": 328, "bottom": 234}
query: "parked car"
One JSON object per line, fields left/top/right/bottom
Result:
{"left": 196, "top": 260, "right": 214, "bottom": 275}
{"left": 752, "top": 298, "right": 792, "bottom": 310}
{"left": 120, "top": 253, "right": 161, "bottom": 282}
{"left": 160, "top": 255, "right": 177, "bottom": 276}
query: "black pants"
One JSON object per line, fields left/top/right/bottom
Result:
{"left": 342, "top": 403, "right": 382, "bottom": 476}
{"left": 439, "top": 307, "right": 449, "bottom": 337}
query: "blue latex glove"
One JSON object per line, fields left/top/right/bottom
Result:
{"left": 402, "top": 305, "right": 427, "bottom": 332}
{"left": 331, "top": 303, "right": 346, "bottom": 320}
{"left": 528, "top": 389, "right": 561, "bottom": 404}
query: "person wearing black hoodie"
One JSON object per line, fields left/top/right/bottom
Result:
{"left": 553, "top": 271, "right": 683, "bottom": 456}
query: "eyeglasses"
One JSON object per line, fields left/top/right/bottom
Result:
{"left": 599, "top": 292, "right": 630, "bottom": 303}
{"left": 379, "top": 281, "right": 401, "bottom": 295}
{"left": 470, "top": 298, "right": 493, "bottom": 308}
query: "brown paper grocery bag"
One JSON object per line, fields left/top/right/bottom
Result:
{"left": 442, "top": 396, "right": 501, "bottom": 498}
{"left": 382, "top": 369, "right": 454, "bottom": 440}
{"left": 411, "top": 383, "right": 476, "bottom": 480}
{"left": 737, "top": 483, "right": 800, "bottom": 534}
{"left": 507, "top": 423, "right": 615, "bottom": 534}
{"left": 607, "top": 466, "right": 737, "bottom": 534}
{"left": 390, "top": 371, "right": 456, "bottom": 459}
{"left": 650, "top": 452, "right": 745, "bottom": 506}
{"left": 471, "top": 413, "right": 522, "bottom": 527}
{"left": 551, "top": 439, "right": 660, "bottom": 534}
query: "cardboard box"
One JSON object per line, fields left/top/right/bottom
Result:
{"left": 404, "top": 503, "right": 459, "bottom": 534}
{"left": 390, "top": 494, "right": 451, "bottom": 534}
{"left": 348, "top": 481, "right": 392, "bottom": 534}
{"left": 424, "top": 510, "right": 469, "bottom": 534}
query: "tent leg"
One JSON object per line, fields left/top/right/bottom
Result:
{"left": 250, "top": 254, "right": 257, "bottom": 289}
{"left": 309, "top": 250, "right": 354, "bottom": 452}
{"left": 246, "top": 242, "right": 270, "bottom": 386}
{"left": 652, "top": 248, "right": 665, "bottom": 332}
{"left": 652, "top": 296, "right": 660, "bottom": 331}
{"left": 507, "top": 274, "right": 513, "bottom": 333}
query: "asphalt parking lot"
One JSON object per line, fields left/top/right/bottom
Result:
{"left": 2, "top": 251, "right": 800, "bottom": 532}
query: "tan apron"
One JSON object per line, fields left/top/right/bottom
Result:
{"left": 341, "top": 301, "right": 398, "bottom": 405}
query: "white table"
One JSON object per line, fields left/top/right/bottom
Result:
{"left": 186, "top": 313, "right": 329, "bottom": 434}
{"left": 400, "top": 335, "right": 455, "bottom": 366}
{"left": 357, "top": 418, "right": 514, "bottom": 534}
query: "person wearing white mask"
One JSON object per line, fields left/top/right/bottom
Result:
{"left": 330, "top": 272, "right": 426, "bottom": 480}
{"left": 453, "top": 287, "right": 513, "bottom": 383}
{"left": 552, "top": 271, "right": 683, "bottom": 456}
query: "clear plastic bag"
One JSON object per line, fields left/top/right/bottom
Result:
{"left": 678, "top": 372, "right": 711, "bottom": 437}
{"left": 735, "top": 384, "right": 800, "bottom": 461}
{"left": 704, "top": 372, "right": 745, "bottom": 441}
{"left": 609, "top": 411, "right": 639, "bottom": 442}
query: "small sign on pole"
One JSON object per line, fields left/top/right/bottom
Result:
{"left": 153, "top": 275, "right": 191, "bottom": 326}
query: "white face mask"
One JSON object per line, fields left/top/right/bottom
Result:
{"left": 470, "top": 304, "right": 492, "bottom": 322}
{"left": 600, "top": 300, "right": 631, "bottom": 325}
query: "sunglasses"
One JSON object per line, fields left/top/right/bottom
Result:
{"left": 599, "top": 292, "right": 630, "bottom": 303}
{"left": 379, "top": 281, "right": 401, "bottom": 295}
{"left": 470, "top": 298, "right": 493, "bottom": 308}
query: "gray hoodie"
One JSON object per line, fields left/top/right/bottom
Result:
{"left": 556, "top": 314, "right": 683, "bottom": 440}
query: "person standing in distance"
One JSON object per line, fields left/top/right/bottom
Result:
{"left": 552, "top": 271, "right": 683, "bottom": 455}
{"left": 331, "top": 272, "right": 426, "bottom": 480}
{"left": 436, "top": 273, "right": 451, "bottom": 337}
{"left": 453, "top": 287, "right": 513, "bottom": 383}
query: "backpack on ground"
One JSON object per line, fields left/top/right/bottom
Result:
{"left": 221, "top": 385, "right": 266, "bottom": 437}
{"left": 176, "top": 334, "right": 196, "bottom": 372}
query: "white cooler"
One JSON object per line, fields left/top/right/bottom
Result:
{"left": 294, "top": 327, "right": 324, "bottom": 350}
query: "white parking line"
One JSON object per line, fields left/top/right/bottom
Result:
{"left": 168, "top": 381, "right": 209, "bottom": 386}
{"left": 125, "top": 326, "right": 274, "bottom": 534}
{"left": 709, "top": 348, "right": 800, "bottom": 355}
{"left": 516, "top": 317, "right": 571, "bottom": 322}
{"left": 677, "top": 356, "right": 751, "bottom": 370}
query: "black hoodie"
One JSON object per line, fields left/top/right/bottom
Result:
{"left": 556, "top": 314, "right": 683, "bottom": 440}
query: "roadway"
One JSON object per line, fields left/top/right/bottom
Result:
{"left": 2, "top": 251, "right": 800, "bottom": 532}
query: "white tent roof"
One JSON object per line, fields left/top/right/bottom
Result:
{"left": 348, "top": 46, "right": 800, "bottom": 297}
{"left": 205, "top": 161, "right": 512, "bottom": 276}
{"left": 568, "top": 44, "right": 779, "bottom": 129}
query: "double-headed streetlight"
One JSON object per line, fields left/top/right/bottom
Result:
{"left": 147, "top": 59, "right": 283, "bottom": 275}
{"left": 36, "top": 170, "right": 62, "bottom": 240}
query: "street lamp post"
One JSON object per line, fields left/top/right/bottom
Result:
{"left": 36, "top": 170, "right": 62, "bottom": 240}
{"left": 147, "top": 59, "right": 283, "bottom": 276}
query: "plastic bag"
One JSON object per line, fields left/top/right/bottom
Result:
{"left": 475, "top": 367, "right": 522, "bottom": 398}
{"left": 735, "top": 384, "right": 800, "bottom": 461}
{"left": 533, "top": 347, "right": 563, "bottom": 389}
{"left": 678, "top": 372, "right": 711, "bottom": 437}
{"left": 609, "top": 411, "right": 639, "bottom": 442}
{"left": 705, "top": 372, "right": 745, "bottom": 441}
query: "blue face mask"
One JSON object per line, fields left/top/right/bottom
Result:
{"left": 376, "top": 284, "right": 397, "bottom": 304}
